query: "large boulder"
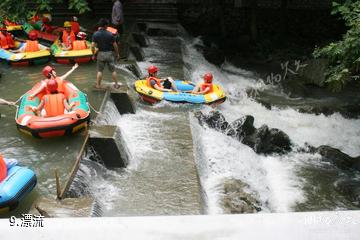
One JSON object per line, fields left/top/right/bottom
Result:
{"left": 220, "top": 179, "right": 262, "bottom": 214}
{"left": 252, "top": 126, "right": 292, "bottom": 154}
{"left": 225, "top": 115, "right": 256, "bottom": 139}
{"left": 194, "top": 110, "right": 229, "bottom": 132}
{"left": 313, "top": 145, "right": 360, "bottom": 171}
{"left": 196, "top": 111, "right": 292, "bottom": 155}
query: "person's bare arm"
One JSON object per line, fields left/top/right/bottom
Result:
{"left": 59, "top": 63, "right": 79, "bottom": 80}
{"left": 64, "top": 99, "right": 75, "bottom": 111}
{"left": 29, "top": 82, "right": 46, "bottom": 99}
{"left": 31, "top": 99, "right": 45, "bottom": 115}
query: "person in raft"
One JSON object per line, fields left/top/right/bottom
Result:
{"left": 11, "top": 30, "right": 49, "bottom": 53}
{"left": 31, "top": 79, "right": 75, "bottom": 117}
{"left": 146, "top": 65, "right": 179, "bottom": 92}
{"left": 29, "top": 63, "right": 79, "bottom": 99}
{"left": 0, "top": 98, "right": 15, "bottom": 106}
{"left": 191, "top": 73, "right": 214, "bottom": 95}
{"left": 59, "top": 21, "right": 76, "bottom": 51}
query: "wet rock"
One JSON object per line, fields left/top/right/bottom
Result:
{"left": 297, "top": 58, "right": 328, "bottom": 87}
{"left": 220, "top": 179, "right": 261, "bottom": 214}
{"left": 313, "top": 145, "right": 360, "bottom": 171}
{"left": 225, "top": 115, "right": 255, "bottom": 139}
{"left": 334, "top": 179, "right": 360, "bottom": 207}
{"left": 196, "top": 111, "right": 292, "bottom": 155}
{"left": 252, "top": 126, "right": 292, "bottom": 154}
{"left": 194, "top": 110, "right": 229, "bottom": 132}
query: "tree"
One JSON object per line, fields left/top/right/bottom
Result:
{"left": 313, "top": 0, "right": 360, "bottom": 91}
{"left": 0, "top": 0, "right": 90, "bottom": 21}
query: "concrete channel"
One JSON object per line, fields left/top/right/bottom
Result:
{"left": 29, "top": 20, "right": 204, "bottom": 217}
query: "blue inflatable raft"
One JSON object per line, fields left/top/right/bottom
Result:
{"left": 134, "top": 79, "right": 226, "bottom": 105}
{"left": 0, "top": 158, "right": 37, "bottom": 213}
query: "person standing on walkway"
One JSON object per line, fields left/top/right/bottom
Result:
{"left": 112, "top": 0, "right": 124, "bottom": 35}
{"left": 91, "top": 18, "right": 121, "bottom": 89}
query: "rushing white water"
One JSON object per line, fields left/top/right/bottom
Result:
{"left": 184, "top": 37, "right": 360, "bottom": 214}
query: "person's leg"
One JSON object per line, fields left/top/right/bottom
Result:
{"left": 96, "top": 71, "right": 103, "bottom": 88}
{"left": 107, "top": 52, "right": 121, "bottom": 88}
{"left": 95, "top": 52, "right": 106, "bottom": 88}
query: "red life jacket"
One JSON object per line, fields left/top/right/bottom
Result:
{"left": 0, "top": 32, "right": 14, "bottom": 49}
{"left": 0, "top": 154, "right": 7, "bottom": 182}
{"left": 200, "top": 83, "right": 213, "bottom": 94}
{"left": 24, "top": 40, "right": 40, "bottom": 52}
{"left": 0, "top": 32, "right": 9, "bottom": 49}
{"left": 61, "top": 30, "right": 76, "bottom": 47}
{"left": 71, "top": 21, "right": 80, "bottom": 34}
{"left": 43, "top": 93, "right": 66, "bottom": 117}
{"left": 146, "top": 77, "right": 162, "bottom": 89}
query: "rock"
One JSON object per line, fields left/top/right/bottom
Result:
{"left": 297, "top": 58, "right": 328, "bottom": 87}
{"left": 196, "top": 111, "right": 291, "bottom": 155}
{"left": 220, "top": 179, "right": 261, "bottom": 214}
{"left": 225, "top": 115, "right": 256, "bottom": 139}
{"left": 194, "top": 110, "right": 229, "bottom": 132}
{"left": 334, "top": 179, "right": 360, "bottom": 207}
{"left": 243, "top": 125, "right": 292, "bottom": 155}
{"left": 314, "top": 145, "right": 360, "bottom": 171}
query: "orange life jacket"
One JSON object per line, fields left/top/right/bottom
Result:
{"left": 106, "top": 27, "right": 118, "bottom": 35}
{"left": 24, "top": 40, "right": 40, "bottom": 52}
{"left": 0, "top": 154, "right": 7, "bottom": 182}
{"left": 72, "top": 40, "right": 87, "bottom": 50}
{"left": 61, "top": 30, "right": 76, "bottom": 47}
{"left": 201, "top": 83, "right": 213, "bottom": 94}
{"left": 0, "top": 32, "right": 15, "bottom": 49}
{"left": 146, "top": 77, "right": 163, "bottom": 89}
{"left": 70, "top": 21, "right": 80, "bottom": 34}
{"left": 43, "top": 93, "right": 66, "bottom": 117}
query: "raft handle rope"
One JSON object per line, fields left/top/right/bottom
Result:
{"left": 89, "top": 102, "right": 101, "bottom": 115}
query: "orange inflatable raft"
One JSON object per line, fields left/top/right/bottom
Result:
{"left": 15, "top": 79, "right": 90, "bottom": 138}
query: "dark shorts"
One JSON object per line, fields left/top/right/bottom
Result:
{"left": 162, "top": 79, "right": 172, "bottom": 89}
{"left": 96, "top": 51, "right": 115, "bottom": 73}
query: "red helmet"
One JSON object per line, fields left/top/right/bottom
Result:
{"left": 148, "top": 65, "right": 158, "bottom": 74}
{"left": 42, "top": 66, "right": 54, "bottom": 78}
{"left": 46, "top": 79, "right": 58, "bottom": 93}
{"left": 28, "top": 30, "right": 38, "bottom": 40}
{"left": 203, "top": 73, "right": 213, "bottom": 83}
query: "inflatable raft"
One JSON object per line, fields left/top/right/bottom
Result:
{"left": 16, "top": 80, "right": 90, "bottom": 138}
{"left": 0, "top": 157, "right": 37, "bottom": 213}
{"left": 135, "top": 79, "right": 226, "bottom": 105}
{"left": 51, "top": 40, "right": 93, "bottom": 64}
{"left": 0, "top": 41, "right": 51, "bottom": 66}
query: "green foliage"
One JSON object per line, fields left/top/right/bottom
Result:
{"left": 313, "top": 0, "right": 360, "bottom": 91}
{"left": 0, "top": 0, "right": 90, "bottom": 22}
